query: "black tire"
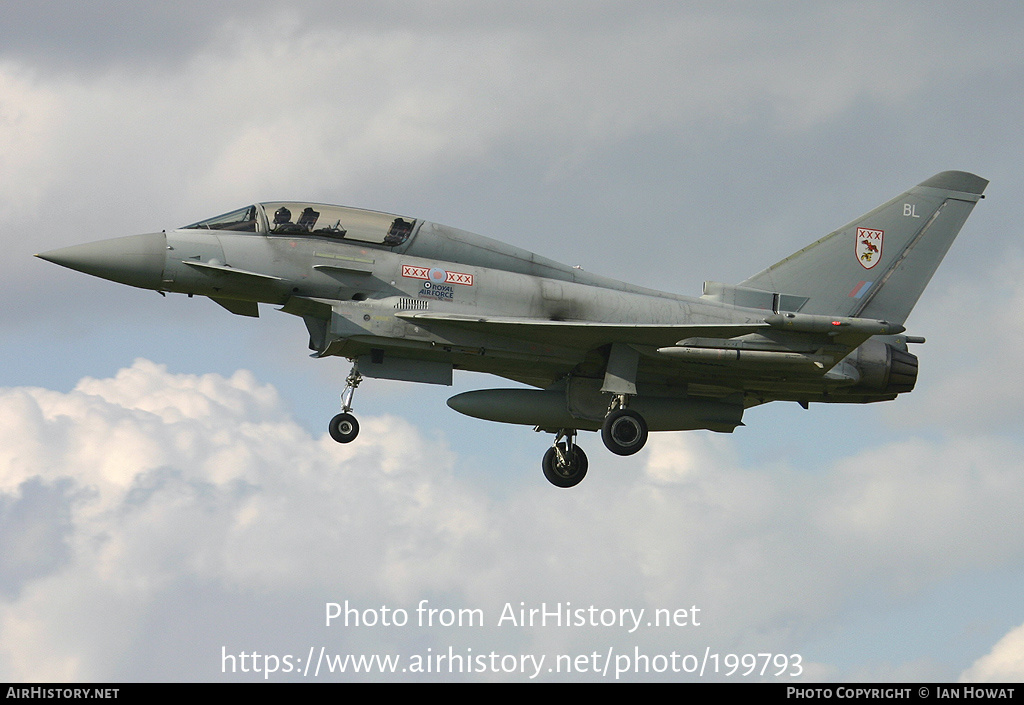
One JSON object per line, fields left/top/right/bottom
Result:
{"left": 542, "top": 443, "right": 589, "bottom": 488}
{"left": 601, "top": 408, "right": 648, "bottom": 455}
{"left": 329, "top": 412, "right": 359, "bottom": 443}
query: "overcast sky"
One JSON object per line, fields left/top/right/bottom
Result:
{"left": 2, "top": 1, "right": 1024, "bottom": 682}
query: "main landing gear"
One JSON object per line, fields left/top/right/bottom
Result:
{"left": 329, "top": 363, "right": 362, "bottom": 444}
{"left": 539, "top": 396, "right": 650, "bottom": 488}
{"left": 600, "top": 395, "right": 648, "bottom": 456}
{"left": 542, "top": 429, "right": 588, "bottom": 488}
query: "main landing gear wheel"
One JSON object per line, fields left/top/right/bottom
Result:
{"left": 542, "top": 442, "right": 589, "bottom": 488}
{"left": 329, "top": 412, "right": 359, "bottom": 443}
{"left": 601, "top": 408, "right": 648, "bottom": 456}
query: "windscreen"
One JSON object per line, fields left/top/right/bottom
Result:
{"left": 182, "top": 205, "right": 258, "bottom": 232}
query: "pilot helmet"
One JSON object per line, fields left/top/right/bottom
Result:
{"left": 274, "top": 206, "right": 292, "bottom": 223}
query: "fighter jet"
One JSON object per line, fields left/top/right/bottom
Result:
{"left": 36, "top": 171, "right": 987, "bottom": 487}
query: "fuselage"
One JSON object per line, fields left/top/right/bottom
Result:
{"left": 38, "top": 201, "right": 916, "bottom": 407}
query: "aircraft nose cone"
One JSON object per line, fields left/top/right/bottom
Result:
{"left": 36, "top": 232, "right": 167, "bottom": 290}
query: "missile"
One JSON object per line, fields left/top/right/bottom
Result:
{"left": 656, "top": 346, "right": 834, "bottom": 368}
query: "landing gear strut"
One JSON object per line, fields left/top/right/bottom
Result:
{"left": 542, "top": 429, "right": 588, "bottom": 488}
{"left": 329, "top": 362, "right": 363, "bottom": 444}
{"left": 601, "top": 395, "right": 648, "bottom": 456}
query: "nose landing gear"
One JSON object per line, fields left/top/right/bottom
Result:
{"left": 329, "top": 412, "right": 359, "bottom": 443}
{"left": 329, "top": 362, "right": 363, "bottom": 444}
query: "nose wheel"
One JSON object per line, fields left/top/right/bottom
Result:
{"left": 542, "top": 429, "right": 588, "bottom": 488}
{"left": 329, "top": 412, "right": 359, "bottom": 443}
{"left": 329, "top": 362, "right": 363, "bottom": 444}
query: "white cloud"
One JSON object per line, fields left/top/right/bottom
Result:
{"left": 961, "top": 621, "right": 1024, "bottom": 682}
{"left": 0, "top": 360, "right": 491, "bottom": 680}
{"left": 2, "top": 360, "right": 1023, "bottom": 680}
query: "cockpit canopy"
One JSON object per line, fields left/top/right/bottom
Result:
{"left": 182, "top": 203, "right": 416, "bottom": 247}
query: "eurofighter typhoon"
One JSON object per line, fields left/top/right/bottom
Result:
{"left": 37, "top": 171, "right": 987, "bottom": 487}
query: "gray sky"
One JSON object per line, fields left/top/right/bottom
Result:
{"left": 2, "top": 1, "right": 1024, "bottom": 682}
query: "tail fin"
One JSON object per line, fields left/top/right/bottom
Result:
{"left": 740, "top": 171, "right": 988, "bottom": 324}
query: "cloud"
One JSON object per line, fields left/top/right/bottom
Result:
{"left": 0, "top": 477, "right": 77, "bottom": 600}
{"left": 0, "top": 360, "right": 492, "bottom": 680}
{"left": 960, "top": 621, "right": 1024, "bottom": 682}
{"left": 0, "top": 65, "right": 63, "bottom": 221}
{"left": 1, "top": 360, "right": 1022, "bottom": 680}
{"left": 892, "top": 254, "right": 1024, "bottom": 433}
{"left": 5, "top": 5, "right": 1014, "bottom": 245}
